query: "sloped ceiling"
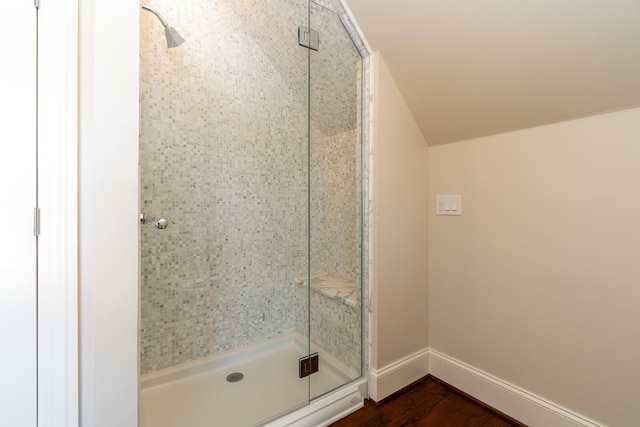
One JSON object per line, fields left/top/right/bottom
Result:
{"left": 344, "top": 0, "right": 640, "bottom": 145}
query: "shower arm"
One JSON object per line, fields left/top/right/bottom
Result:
{"left": 142, "top": 4, "right": 169, "bottom": 29}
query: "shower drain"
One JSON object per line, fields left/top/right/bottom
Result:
{"left": 226, "top": 372, "right": 244, "bottom": 383}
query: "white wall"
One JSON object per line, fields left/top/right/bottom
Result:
{"left": 428, "top": 107, "right": 640, "bottom": 426}
{"left": 78, "top": 0, "right": 139, "bottom": 425}
{"left": 370, "top": 53, "right": 429, "bottom": 401}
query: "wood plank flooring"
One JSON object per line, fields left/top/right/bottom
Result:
{"left": 329, "top": 376, "right": 526, "bottom": 427}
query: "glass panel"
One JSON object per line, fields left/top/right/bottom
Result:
{"left": 308, "top": 2, "right": 363, "bottom": 400}
{"left": 139, "top": 1, "right": 312, "bottom": 425}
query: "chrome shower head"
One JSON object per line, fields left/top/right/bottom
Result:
{"left": 164, "top": 26, "right": 185, "bottom": 48}
{"left": 142, "top": 3, "right": 185, "bottom": 49}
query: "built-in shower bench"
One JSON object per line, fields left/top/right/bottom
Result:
{"left": 294, "top": 273, "right": 358, "bottom": 307}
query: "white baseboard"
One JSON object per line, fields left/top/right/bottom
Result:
{"left": 428, "top": 349, "right": 604, "bottom": 427}
{"left": 368, "top": 348, "right": 604, "bottom": 426}
{"left": 368, "top": 349, "right": 429, "bottom": 402}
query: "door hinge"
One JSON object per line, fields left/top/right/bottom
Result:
{"left": 33, "top": 207, "right": 40, "bottom": 237}
{"left": 35, "top": 0, "right": 40, "bottom": 9}
{"left": 298, "top": 26, "right": 319, "bottom": 51}
{"left": 299, "top": 352, "right": 319, "bottom": 378}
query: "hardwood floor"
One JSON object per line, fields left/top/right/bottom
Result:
{"left": 329, "top": 376, "right": 526, "bottom": 427}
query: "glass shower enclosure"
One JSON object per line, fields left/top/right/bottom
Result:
{"left": 139, "top": 0, "right": 364, "bottom": 425}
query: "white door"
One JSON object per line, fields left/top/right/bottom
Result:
{"left": 0, "top": 1, "right": 38, "bottom": 426}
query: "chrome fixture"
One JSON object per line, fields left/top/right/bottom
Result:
{"left": 155, "top": 218, "right": 168, "bottom": 229}
{"left": 140, "top": 213, "right": 169, "bottom": 229}
{"left": 142, "top": 3, "right": 185, "bottom": 48}
{"left": 140, "top": 213, "right": 153, "bottom": 224}
{"left": 298, "top": 26, "right": 319, "bottom": 51}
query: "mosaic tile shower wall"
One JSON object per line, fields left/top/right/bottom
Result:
{"left": 140, "top": 0, "right": 366, "bottom": 376}
{"left": 310, "top": 129, "right": 361, "bottom": 281}
{"left": 140, "top": 0, "right": 308, "bottom": 374}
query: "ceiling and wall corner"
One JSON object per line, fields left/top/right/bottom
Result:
{"left": 344, "top": 0, "right": 640, "bottom": 145}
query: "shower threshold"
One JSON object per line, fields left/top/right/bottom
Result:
{"left": 140, "top": 334, "right": 364, "bottom": 427}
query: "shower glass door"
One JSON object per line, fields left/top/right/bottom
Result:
{"left": 308, "top": 2, "right": 363, "bottom": 400}
{"left": 139, "top": 0, "right": 362, "bottom": 425}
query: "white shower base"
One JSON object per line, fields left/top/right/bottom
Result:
{"left": 140, "top": 334, "right": 364, "bottom": 427}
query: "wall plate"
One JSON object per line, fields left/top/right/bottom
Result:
{"left": 436, "top": 195, "right": 462, "bottom": 216}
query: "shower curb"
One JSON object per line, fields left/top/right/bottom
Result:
{"left": 263, "top": 378, "right": 367, "bottom": 427}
